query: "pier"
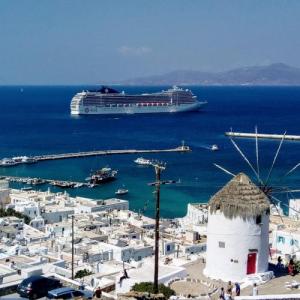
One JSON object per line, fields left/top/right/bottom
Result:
{"left": 34, "top": 145, "right": 190, "bottom": 161}
{"left": 2, "top": 175, "right": 89, "bottom": 188}
{"left": 0, "top": 144, "right": 191, "bottom": 167}
{"left": 225, "top": 131, "right": 300, "bottom": 141}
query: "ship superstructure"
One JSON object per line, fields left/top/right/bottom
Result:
{"left": 70, "top": 86, "right": 206, "bottom": 115}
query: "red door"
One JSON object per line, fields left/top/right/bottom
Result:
{"left": 247, "top": 253, "right": 257, "bottom": 274}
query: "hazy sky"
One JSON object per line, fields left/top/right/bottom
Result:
{"left": 1, "top": 0, "right": 300, "bottom": 84}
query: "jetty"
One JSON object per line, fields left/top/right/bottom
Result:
{"left": 35, "top": 145, "right": 190, "bottom": 161}
{"left": 0, "top": 144, "right": 191, "bottom": 167}
{"left": 2, "top": 175, "right": 89, "bottom": 188}
{"left": 225, "top": 131, "right": 300, "bottom": 141}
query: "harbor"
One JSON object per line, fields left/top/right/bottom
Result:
{"left": 0, "top": 144, "right": 190, "bottom": 167}
{"left": 1, "top": 175, "right": 89, "bottom": 189}
{"left": 225, "top": 131, "right": 300, "bottom": 141}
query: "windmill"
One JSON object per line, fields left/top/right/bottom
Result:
{"left": 215, "top": 126, "right": 300, "bottom": 217}
{"left": 214, "top": 127, "right": 300, "bottom": 259}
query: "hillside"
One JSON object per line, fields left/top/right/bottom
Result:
{"left": 119, "top": 63, "right": 300, "bottom": 86}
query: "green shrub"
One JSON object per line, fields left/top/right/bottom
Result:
{"left": 0, "top": 208, "right": 30, "bottom": 224}
{"left": 131, "top": 282, "right": 175, "bottom": 298}
{"left": 75, "top": 269, "right": 93, "bottom": 279}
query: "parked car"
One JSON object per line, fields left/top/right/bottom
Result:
{"left": 17, "top": 275, "right": 62, "bottom": 299}
{"left": 47, "top": 287, "right": 93, "bottom": 299}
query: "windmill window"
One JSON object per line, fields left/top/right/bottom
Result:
{"left": 256, "top": 215, "right": 262, "bottom": 224}
{"left": 219, "top": 241, "right": 225, "bottom": 248}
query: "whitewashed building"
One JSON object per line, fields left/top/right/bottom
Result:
{"left": 272, "top": 229, "right": 300, "bottom": 260}
{"left": 289, "top": 198, "right": 300, "bottom": 220}
{"left": 204, "top": 173, "right": 270, "bottom": 282}
{"left": 74, "top": 197, "right": 128, "bottom": 214}
{"left": 0, "top": 180, "right": 10, "bottom": 209}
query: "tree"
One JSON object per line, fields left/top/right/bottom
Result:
{"left": 131, "top": 282, "right": 175, "bottom": 298}
{"left": 75, "top": 269, "right": 93, "bottom": 279}
{"left": 0, "top": 208, "right": 30, "bottom": 224}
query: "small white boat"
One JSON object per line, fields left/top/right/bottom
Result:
{"left": 74, "top": 183, "right": 84, "bottom": 188}
{"left": 134, "top": 157, "right": 153, "bottom": 165}
{"left": 0, "top": 158, "right": 19, "bottom": 167}
{"left": 210, "top": 144, "right": 219, "bottom": 151}
{"left": 115, "top": 188, "right": 129, "bottom": 195}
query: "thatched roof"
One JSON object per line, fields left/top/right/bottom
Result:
{"left": 208, "top": 173, "right": 270, "bottom": 220}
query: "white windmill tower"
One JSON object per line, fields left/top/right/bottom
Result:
{"left": 205, "top": 127, "right": 300, "bottom": 281}
{"left": 203, "top": 172, "right": 270, "bottom": 281}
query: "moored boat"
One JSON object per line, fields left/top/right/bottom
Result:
{"left": 210, "top": 144, "right": 219, "bottom": 151}
{"left": 115, "top": 188, "right": 128, "bottom": 195}
{"left": 89, "top": 167, "right": 117, "bottom": 184}
{"left": 134, "top": 157, "right": 153, "bottom": 166}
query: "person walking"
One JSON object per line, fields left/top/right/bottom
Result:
{"left": 93, "top": 286, "right": 102, "bottom": 299}
{"left": 227, "top": 281, "right": 233, "bottom": 297}
{"left": 288, "top": 259, "right": 296, "bottom": 276}
{"left": 219, "top": 287, "right": 225, "bottom": 300}
{"left": 235, "top": 282, "right": 241, "bottom": 296}
{"left": 252, "top": 283, "right": 258, "bottom": 296}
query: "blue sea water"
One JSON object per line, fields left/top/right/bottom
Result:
{"left": 0, "top": 85, "right": 300, "bottom": 218}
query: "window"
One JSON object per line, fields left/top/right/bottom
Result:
{"left": 278, "top": 236, "right": 285, "bottom": 244}
{"left": 290, "top": 239, "right": 294, "bottom": 246}
{"left": 219, "top": 241, "right": 225, "bottom": 248}
{"left": 256, "top": 215, "right": 262, "bottom": 224}
{"left": 166, "top": 245, "right": 171, "bottom": 251}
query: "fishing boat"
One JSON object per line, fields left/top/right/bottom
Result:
{"left": 115, "top": 188, "right": 129, "bottom": 195}
{"left": 134, "top": 157, "right": 153, "bottom": 166}
{"left": 89, "top": 167, "right": 117, "bottom": 184}
{"left": 210, "top": 144, "right": 219, "bottom": 151}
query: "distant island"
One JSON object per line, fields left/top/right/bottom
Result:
{"left": 117, "top": 63, "right": 300, "bottom": 86}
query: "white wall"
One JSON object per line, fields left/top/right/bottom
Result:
{"left": 204, "top": 210, "right": 269, "bottom": 282}
{"left": 289, "top": 199, "right": 300, "bottom": 220}
{"left": 42, "top": 209, "right": 74, "bottom": 224}
{"left": 272, "top": 230, "right": 300, "bottom": 257}
{"left": 0, "top": 188, "right": 10, "bottom": 208}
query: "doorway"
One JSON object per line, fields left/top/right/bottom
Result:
{"left": 247, "top": 252, "right": 257, "bottom": 274}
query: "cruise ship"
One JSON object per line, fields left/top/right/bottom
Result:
{"left": 70, "top": 86, "right": 206, "bottom": 115}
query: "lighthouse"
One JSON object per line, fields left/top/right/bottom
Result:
{"left": 203, "top": 173, "right": 270, "bottom": 282}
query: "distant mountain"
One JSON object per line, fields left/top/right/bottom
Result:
{"left": 120, "top": 63, "right": 300, "bottom": 85}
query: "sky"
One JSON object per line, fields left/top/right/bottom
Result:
{"left": 0, "top": 0, "right": 300, "bottom": 84}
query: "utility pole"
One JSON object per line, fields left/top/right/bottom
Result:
{"left": 71, "top": 215, "right": 74, "bottom": 280}
{"left": 153, "top": 163, "right": 165, "bottom": 294}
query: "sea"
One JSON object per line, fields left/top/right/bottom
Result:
{"left": 0, "top": 85, "right": 300, "bottom": 218}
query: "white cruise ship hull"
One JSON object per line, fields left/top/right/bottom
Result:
{"left": 70, "top": 86, "right": 207, "bottom": 115}
{"left": 71, "top": 102, "right": 205, "bottom": 115}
